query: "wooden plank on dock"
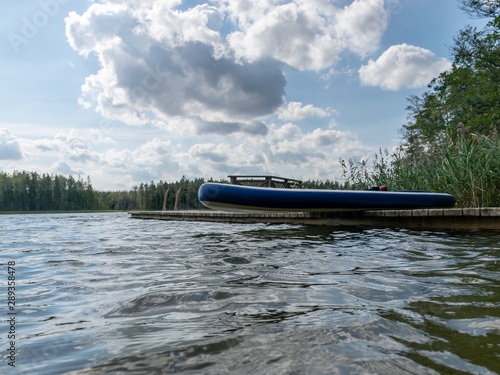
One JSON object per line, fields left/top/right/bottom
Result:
{"left": 128, "top": 208, "right": 500, "bottom": 231}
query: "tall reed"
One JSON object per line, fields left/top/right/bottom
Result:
{"left": 341, "top": 129, "right": 500, "bottom": 207}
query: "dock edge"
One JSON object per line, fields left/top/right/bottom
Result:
{"left": 128, "top": 208, "right": 500, "bottom": 231}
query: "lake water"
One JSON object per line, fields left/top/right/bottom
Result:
{"left": 1, "top": 212, "right": 499, "bottom": 374}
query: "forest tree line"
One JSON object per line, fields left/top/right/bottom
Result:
{"left": 0, "top": 171, "right": 343, "bottom": 212}
{"left": 0, "top": 172, "right": 208, "bottom": 211}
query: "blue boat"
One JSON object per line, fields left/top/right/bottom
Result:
{"left": 198, "top": 179, "right": 456, "bottom": 212}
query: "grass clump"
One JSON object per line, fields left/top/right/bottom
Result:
{"left": 341, "top": 127, "right": 500, "bottom": 208}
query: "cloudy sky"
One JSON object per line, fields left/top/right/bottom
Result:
{"left": 0, "top": 0, "right": 484, "bottom": 190}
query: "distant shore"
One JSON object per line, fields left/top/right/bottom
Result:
{"left": 0, "top": 210, "right": 128, "bottom": 215}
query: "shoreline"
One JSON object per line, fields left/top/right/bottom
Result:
{"left": 0, "top": 210, "right": 128, "bottom": 215}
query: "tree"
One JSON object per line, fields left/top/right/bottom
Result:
{"left": 0, "top": 172, "right": 215, "bottom": 211}
{"left": 459, "top": 0, "right": 500, "bottom": 19}
{"left": 402, "top": 1, "right": 500, "bottom": 146}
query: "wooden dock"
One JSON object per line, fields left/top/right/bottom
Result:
{"left": 129, "top": 208, "right": 500, "bottom": 231}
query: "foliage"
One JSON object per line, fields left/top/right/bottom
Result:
{"left": 459, "top": 0, "right": 500, "bottom": 19}
{"left": 129, "top": 176, "right": 213, "bottom": 211}
{"left": 341, "top": 129, "right": 500, "bottom": 207}
{"left": 0, "top": 172, "right": 219, "bottom": 212}
{"left": 0, "top": 172, "right": 95, "bottom": 211}
{"left": 301, "top": 179, "right": 343, "bottom": 190}
{"left": 341, "top": 1, "right": 500, "bottom": 208}
{"left": 401, "top": 3, "right": 500, "bottom": 144}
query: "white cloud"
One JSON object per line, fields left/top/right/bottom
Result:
{"left": 34, "top": 129, "right": 112, "bottom": 163}
{"left": 65, "top": 1, "right": 287, "bottom": 133}
{"left": 96, "top": 137, "right": 173, "bottom": 169}
{"left": 189, "top": 143, "right": 230, "bottom": 163}
{"left": 0, "top": 129, "right": 23, "bottom": 160}
{"left": 278, "top": 101, "right": 330, "bottom": 122}
{"left": 266, "top": 126, "right": 368, "bottom": 165}
{"left": 53, "top": 161, "right": 83, "bottom": 176}
{"left": 5, "top": 0, "right": 420, "bottom": 188}
{"left": 43, "top": 135, "right": 181, "bottom": 190}
{"left": 65, "top": 0, "right": 397, "bottom": 134}
{"left": 186, "top": 123, "right": 372, "bottom": 180}
{"left": 226, "top": 0, "right": 388, "bottom": 71}
{"left": 358, "top": 43, "right": 452, "bottom": 90}
{"left": 91, "top": 138, "right": 182, "bottom": 188}
{"left": 138, "top": 3, "right": 224, "bottom": 48}
{"left": 334, "top": 0, "right": 388, "bottom": 57}
{"left": 196, "top": 120, "right": 269, "bottom": 136}
{"left": 1, "top": 122, "right": 374, "bottom": 189}
{"left": 272, "top": 123, "right": 302, "bottom": 140}
{"left": 227, "top": 1, "right": 340, "bottom": 71}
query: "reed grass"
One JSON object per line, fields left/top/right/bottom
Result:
{"left": 341, "top": 129, "right": 500, "bottom": 207}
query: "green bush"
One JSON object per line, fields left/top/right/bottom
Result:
{"left": 341, "top": 128, "right": 500, "bottom": 208}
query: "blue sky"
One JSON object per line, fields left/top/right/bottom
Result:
{"left": 0, "top": 0, "right": 485, "bottom": 190}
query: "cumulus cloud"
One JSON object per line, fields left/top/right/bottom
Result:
{"left": 54, "top": 161, "right": 83, "bottom": 175}
{"left": 1, "top": 123, "right": 373, "bottom": 189}
{"left": 334, "top": 0, "right": 388, "bottom": 57}
{"left": 273, "top": 123, "right": 302, "bottom": 141}
{"left": 278, "top": 102, "right": 330, "bottom": 122}
{"left": 225, "top": 0, "right": 388, "bottom": 70}
{"left": 227, "top": 2, "right": 340, "bottom": 71}
{"left": 0, "top": 129, "right": 23, "bottom": 160}
{"left": 34, "top": 129, "right": 112, "bottom": 163}
{"left": 65, "top": 0, "right": 393, "bottom": 134}
{"left": 56, "top": 0, "right": 413, "bottom": 188}
{"left": 189, "top": 142, "right": 266, "bottom": 172}
{"left": 66, "top": 2, "right": 286, "bottom": 134}
{"left": 187, "top": 123, "right": 371, "bottom": 179}
{"left": 265, "top": 126, "right": 366, "bottom": 165}
{"left": 196, "top": 120, "right": 269, "bottom": 136}
{"left": 42, "top": 134, "right": 182, "bottom": 189}
{"left": 358, "top": 43, "right": 452, "bottom": 90}
{"left": 102, "top": 138, "right": 178, "bottom": 182}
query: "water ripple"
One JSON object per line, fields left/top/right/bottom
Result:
{"left": 1, "top": 213, "right": 498, "bottom": 374}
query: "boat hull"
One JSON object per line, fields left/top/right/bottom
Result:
{"left": 198, "top": 183, "right": 456, "bottom": 212}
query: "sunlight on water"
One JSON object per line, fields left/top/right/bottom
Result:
{"left": 0, "top": 213, "right": 499, "bottom": 374}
